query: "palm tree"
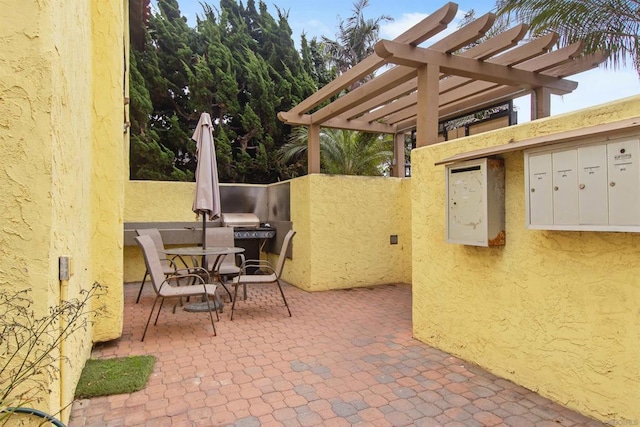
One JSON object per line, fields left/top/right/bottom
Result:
{"left": 279, "top": 127, "right": 393, "bottom": 176}
{"left": 321, "top": 0, "right": 393, "bottom": 90}
{"left": 495, "top": 0, "right": 640, "bottom": 75}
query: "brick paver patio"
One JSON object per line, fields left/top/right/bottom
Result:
{"left": 69, "top": 282, "right": 604, "bottom": 426}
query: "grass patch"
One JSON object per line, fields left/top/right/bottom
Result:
{"left": 75, "top": 355, "right": 155, "bottom": 398}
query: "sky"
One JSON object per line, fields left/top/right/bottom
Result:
{"left": 168, "top": 0, "right": 640, "bottom": 123}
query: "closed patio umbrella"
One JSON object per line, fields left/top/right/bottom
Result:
{"left": 192, "top": 112, "right": 221, "bottom": 248}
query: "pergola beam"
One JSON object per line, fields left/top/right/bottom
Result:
{"left": 395, "top": 2, "right": 459, "bottom": 46}
{"left": 310, "top": 67, "right": 417, "bottom": 123}
{"left": 543, "top": 51, "right": 609, "bottom": 78}
{"left": 275, "top": 2, "right": 607, "bottom": 176}
{"left": 361, "top": 33, "right": 592, "bottom": 128}
{"left": 287, "top": 2, "right": 458, "bottom": 116}
{"left": 375, "top": 40, "right": 579, "bottom": 94}
{"left": 345, "top": 79, "right": 418, "bottom": 121}
{"left": 288, "top": 54, "right": 387, "bottom": 116}
{"left": 516, "top": 41, "right": 585, "bottom": 72}
{"left": 360, "top": 92, "right": 418, "bottom": 123}
{"left": 429, "top": 12, "right": 496, "bottom": 52}
{"left": 439, "top": 32, "right": 559, "bottom": 94}
{"left": 459, "top": 23, "right": 529, "bottom": 60}
{"left": 278, "top": 112, "right": 397, "bottom": 134}
{"left": 345, "top": 24, "right": 529, "bottom": 121}
{"left": 439, "top": 86, "right": 528, "bottom": 119}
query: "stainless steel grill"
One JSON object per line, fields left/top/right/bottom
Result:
{"left": 221, "top": 213, "right": 260, "bottom": 228}
{"left": 222, "top": 213, "right": 276, "bottom": 239}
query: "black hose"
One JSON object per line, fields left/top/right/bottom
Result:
{"left": 1, "top": 407, "right": 66, "bottom": 427}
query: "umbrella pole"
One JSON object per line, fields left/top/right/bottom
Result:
{"left": 202, "top": 215, "right": 206, "bottom": 248}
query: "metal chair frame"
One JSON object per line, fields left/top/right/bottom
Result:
{"left": 135, "top": 235, "right": 219, "bottom": 341}
{"left": 230, "top": 230, "right": 296, "bottom": 320}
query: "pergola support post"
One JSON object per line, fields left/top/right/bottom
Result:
{"left": 415, "top": 63, "right": 440, "bottom": 147}
{"left": 531, "top": 86, "right": 551, "bottom": 120}
{"left": 393, "top": 133, "right": 406, "bottom": 177}
{"left": 308, "top": 124, "right": 321, "bottom": 174}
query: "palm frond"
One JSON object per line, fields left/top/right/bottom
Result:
{"left": 497, "top": 0, "right": 640, "bottom": 74}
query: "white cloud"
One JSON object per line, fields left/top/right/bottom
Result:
{"left": 514, "top": 66, "right": 640, "bottom": 123}
{"left": 553, "top": 67, "right": 640, "bottom": 115}
{"left": 381, "top": 10, "right": 469, "bottom": 45}
{"left": 293, "top": 19, "right": 333, "bottom": 40}
{"left": 381, "top": 13, "right": 428, "bottom": 39}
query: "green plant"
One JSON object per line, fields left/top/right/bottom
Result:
{"left": 0, "top": 282, "right": 104, "bottom": 425}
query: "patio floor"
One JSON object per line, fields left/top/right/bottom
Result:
{"left": 69, "top": 282, "right": 604, "bottom": 427}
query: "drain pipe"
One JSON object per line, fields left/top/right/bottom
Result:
{"left": 58, "top": 256, "right": 71, "bottom": 423}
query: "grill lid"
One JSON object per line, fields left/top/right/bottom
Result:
{"left": 221, "top": 213, "right": 260, "bottom": 228}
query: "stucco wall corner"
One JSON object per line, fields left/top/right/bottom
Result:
{"left": 411, "top": 96, "right": 640, "bottom": 423}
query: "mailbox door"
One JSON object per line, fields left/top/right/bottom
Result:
{"left": 608, "top": 139, "right": 640, "bottom": 225}
{"left": 552, "top": 150, "right": 579, "bottom": 225}
{"left": 528, "top": 153, "right": 553, "bottom": 225}
{"left": 578, "top": 144, "right": 608, "bottom": 225}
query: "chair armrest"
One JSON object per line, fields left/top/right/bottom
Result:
{"left": 235, "top": 253, "right": 245, "bottom": 267}
{"left": 160, "top": 257, "right": 178, "bottom": 272}
{"left": 240, "top": 259, "right": 275, "bottom": 274}
{"left": 169, "top": 254, "right": 191, "bottom": 270}
{"left": 161, "top": 273, "right": 207, "bottom": 290}
{"left": 172, "top": 267, "right": 211, "bottom": 283}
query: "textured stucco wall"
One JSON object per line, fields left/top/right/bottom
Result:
{"left": 412, "top": 95, "right": 640, "bottom": 422}
{"left": 0, "top": 0, "right": 126, "bottom": 421}
{"left": 90, "top": 0, "right": 126, "bottom": 343}
{"left": 124, "top": 180, "right": 199, "bottom": 282}
{"left": 0, "top": 0, "right": 63, "bottom": 415}
{"left": 287, "top": 174, "right": 412, "bottom": 291}
{"left": 125, "top": 180, "right": 199, "bottom": 221}
{"left": 0, "top": 0, "right": 128, "bottom": 420}
{"left": 124, "top": 176, "right": 412, "bottom": 290}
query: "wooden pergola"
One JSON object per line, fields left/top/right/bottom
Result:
{"left": 277, "top": 2, "right": 607, "bottom": 177}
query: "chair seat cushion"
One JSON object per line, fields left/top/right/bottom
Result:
{"left": 218, "top": 265, "right": 241, "bottom": 275}
{"left": 159, "top": 283, "right": 217, "bottom": 298}
{"left": 162, "top": 265, "right": 176, "bottom": 275}
{"left": 232, "top": 273, "right": 277, "bottom": 284}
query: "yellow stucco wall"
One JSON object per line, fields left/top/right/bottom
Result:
{"left": 412, "top": 95, "right": 640, "bottom": 422}
{"left": 90, "top": 0, "right": 127, "bottom": 343}
{"left": 124, "top": 180, "right": 204, "bottom": 282}
{"left": 287, "top": 174, "right": 412, "bottom": 291}
{"left": 124, "top": 176, "right": 412, "bottom": 290}
{"left": 0, "top": 0, "right": 126, "bottom": 421}
{"left": 125, "top": 180, "right": 201, "bottom": 221}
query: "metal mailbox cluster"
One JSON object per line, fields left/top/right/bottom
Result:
{"left": 525, "top": 136, "right": 640, "bottom": 231}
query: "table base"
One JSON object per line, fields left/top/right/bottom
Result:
{"left": 184, "top": 299, "right": 224, "bottom": 313}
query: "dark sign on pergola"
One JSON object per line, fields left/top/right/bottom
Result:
{"left": 277, "top": 2, "right": 607, "bottom": 177}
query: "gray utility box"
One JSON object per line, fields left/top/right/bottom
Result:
{"left": 446, "top": 157, "right": 505, "bottom": 247}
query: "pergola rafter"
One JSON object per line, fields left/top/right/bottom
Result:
{"left": 277, "top": 1, "right": 608, "bottom": 176}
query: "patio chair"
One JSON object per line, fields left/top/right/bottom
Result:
{"left": 205, "top": 227, "right": 245, "bottom": 301}
{"left": 135, "top": 228, "right": 188, "bottom": 303}
{"left": 230, "top": 229, "right": 296, "bottom": 320}
{"left": 135, "top": 234, "right": 219, "bottom": 341}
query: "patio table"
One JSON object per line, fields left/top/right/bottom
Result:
{"left": 162, "top": 246, "right": 244, "bottom": 312}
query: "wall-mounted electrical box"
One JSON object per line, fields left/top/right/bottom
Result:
{"left": 525, "top": 135, "right": 640, "bottom": 232}
{"left": 446, "top": 157, "right": 505, "bottom": 246}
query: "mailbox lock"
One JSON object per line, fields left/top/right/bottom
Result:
{"left": 530, "top": 188, "right": 535, "bottom": 193}
{"left": 554, "top": 186, "right": 559, "bottom": 191}
{"left": 579, "top": 183, "right": 586, "bottom": 190}
{"left": 610, "top": 181, "right": 616, "bottom": 187}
